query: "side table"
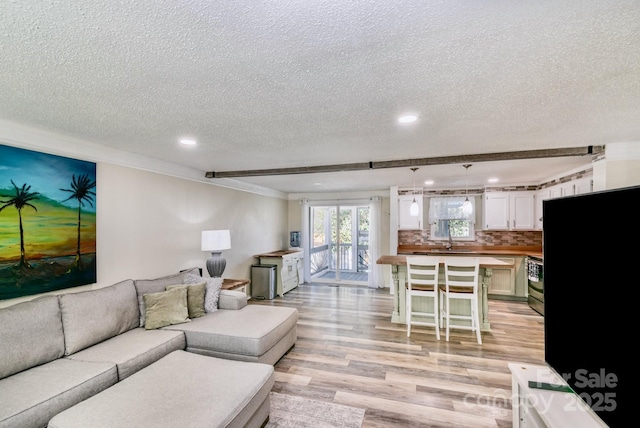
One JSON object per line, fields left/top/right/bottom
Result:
{"left": 222, "top": 278, "right": 250, "bottom": 299}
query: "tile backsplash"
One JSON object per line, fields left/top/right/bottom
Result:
{"left": 399, "top": 229, "right": 543, "bottom": 247}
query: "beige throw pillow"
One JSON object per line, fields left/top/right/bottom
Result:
{"left": 166, "top": 282, "right": 206, "bottom": 319}
{"left": 143, "top": 287, "right": 190, "bottom": 330}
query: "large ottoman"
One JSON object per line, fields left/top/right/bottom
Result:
{"left": 164, "top": 304, "right": 298, "bottom": 365}
{"left": 48, "top": 350, "right": 274, "bottom": 428}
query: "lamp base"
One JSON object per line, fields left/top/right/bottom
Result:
{"left": 205, "top": 252, "right": 226, "bottom": 278}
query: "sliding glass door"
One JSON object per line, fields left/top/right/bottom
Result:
{"left": 309, "top": 203, "right": 369, "bottom": 285}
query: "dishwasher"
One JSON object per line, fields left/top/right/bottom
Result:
{"left": 527, "top": 256, "right": 544, "bottom": 316}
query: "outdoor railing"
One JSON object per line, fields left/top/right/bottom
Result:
{"left": 310, "top": 243, "right": 369, "bottom": 277}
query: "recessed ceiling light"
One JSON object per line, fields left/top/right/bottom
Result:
{"left": 424, "top": 180, "right": 434, "bottom": 185}
{"left": 488, "top": 177, "right": 499, "bottom": 183}
{"left": 398, "top": 115, "right": 418, "bottom": 123}
{"left": 179, "top": 138, "right": 197, "bottom": 146}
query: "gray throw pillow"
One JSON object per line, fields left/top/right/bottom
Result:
{"left": 166, "top": 282, "right": 206, "bottom": 318}
{"left": 185, "top": 273, "right": 222, "bottom": 313}
{"left": 143, "top": 287, "right": 190, "bottom": 330}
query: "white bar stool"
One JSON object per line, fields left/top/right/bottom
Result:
{"left": 439, "top": 257, "right": 482, "bottom": 344}
{"left": 405, "top": 256, "right": 441, "bottom": 339}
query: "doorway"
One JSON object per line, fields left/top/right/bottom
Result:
{"left": 309, "top": 204, "right": 370, "bottom": 285}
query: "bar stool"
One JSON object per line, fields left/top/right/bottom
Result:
{"left": 405, "top": 256, "right": 441, "bottom": 339}
{"left": 439, "top": 257, "right": 482, "bottom": 344}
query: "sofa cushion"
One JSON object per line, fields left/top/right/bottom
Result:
{"left": 59, "top": 279, "right": 140, "bottom": 355}
{"left": 66, "top": 327, "right": 186, "bottom": 380}
{"left": 48, "top": 350, "right": 274, "bottom": 428}
{"left": 0, "top": 295, "right": 64, "bottom": 380}
{"left": 163, "top": 305, "right": 298, "bottom": 358}
{"left": 134, "top": 267, "right": 200, "bottom": 326}
{"left": 166, "top": 282, "right": 206, "bottom": 318}
{"left": 0, "top": 358, "right": 117, "bottom": 428}
{"left": 185, "top": 273, "right": 222, "bottom": 313}
{"left": 143, "top": 287, "right": 190, "bottom": 330}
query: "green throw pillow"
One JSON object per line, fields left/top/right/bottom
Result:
{"left": 166, "top": 282, "right": 206, "bottom": 319}
{"left": 143, "top": 287, "right": 190, "bottom": 330}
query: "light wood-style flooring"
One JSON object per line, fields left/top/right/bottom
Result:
{"left": 250, "top": 282, "right": 545, "bottom": 428}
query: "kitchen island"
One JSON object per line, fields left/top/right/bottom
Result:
{"left": 377, "top": 254, "right": 513, "bottom": 331}
{"left": 397, "top": 245, "right": 543, "bottom": 301}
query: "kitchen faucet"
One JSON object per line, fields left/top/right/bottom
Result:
{"left": 445, "top": 222, "right": 454, "bottom": 250}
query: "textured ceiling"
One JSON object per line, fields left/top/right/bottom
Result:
{"left": 1, "top": 1, "right": 639, "bottom": 194}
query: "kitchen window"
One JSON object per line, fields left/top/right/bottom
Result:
{"left": 429, "top": 196, "right": 475, "bottom": 241}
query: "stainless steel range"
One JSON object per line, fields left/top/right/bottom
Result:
{"left": 527, "top": 256, "right": 544, "bottom": 315}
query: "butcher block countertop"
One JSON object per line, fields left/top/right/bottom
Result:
{"left": 253, "top": 249, "right": 302, "bottom": 258}
{"left": 396, "top": 245, "right": 543, "bottom": 259}
{"left": 377, "top": 254, "right": 515, "bottom": 268}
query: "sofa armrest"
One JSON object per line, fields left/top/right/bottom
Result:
{"left": 218, "top": 290, "right": 248, "bottom": 310}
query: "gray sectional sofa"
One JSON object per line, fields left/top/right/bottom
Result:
{"left": 0, "top": 267, "right": 298, "bottom": 428}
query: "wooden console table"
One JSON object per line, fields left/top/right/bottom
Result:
{"left": 253, "top": 250, "right": 303, "bottom": 296}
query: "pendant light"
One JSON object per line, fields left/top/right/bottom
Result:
{"left": 409, "top": 167, "right": 419, "bottom": 216}
{"left": 461, "top": 164, "right": 473, "bottom": 216}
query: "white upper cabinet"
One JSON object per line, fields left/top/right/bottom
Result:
{"left": 484, "top": 191, "right": 535, "bottom": 230}
{"left": 535, "top": 178, "right": 592, "bottom": 230}
{"left": 535, "top": 188, "right": 551, "bottom": 230}
{"left": 484, "top": 193, "right": 510, "bottom": 230}
{"left": 561, "top": 181, "right": 575, "bottom": 197}
{"left": 549, "top": 186, "right": 563, "bottom": 199}
{"left": 556, "top": 178, "right": 592, "bottom": 197}
{"left": 510, "top": 192, "right": 535, "bottom": 230}
{"left": 398, "top": 194, "right": 423, "bottom": 229}
{"left": 574, "top": 177, "right": 593, "bottom": 195}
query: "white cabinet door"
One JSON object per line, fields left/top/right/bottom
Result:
{"left": 561, "top": 182, "right": 575, "bottom": 197}
{"left": 575, "top": 178, "right": 593, "bottom": 194}
{"left": 484, "top": 193, "right": 510, "bottom": 230}
{"left": 535, "top": 189, "right": 550, "bottom": 230}
{"left": 549, "top": 185, "right": 563, "bottom": 199}
{"left": 398, "top": 195, "right": 422, "bottom": 229}
{"left": 484, "top": 192, "right": 535, "bottom": 230}
{"left": 511, "top": 192, "right": 535, "bottom": 230}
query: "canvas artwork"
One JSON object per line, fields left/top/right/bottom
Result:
{"left": 0, "top": 144, "right": 97, "bottom": 300}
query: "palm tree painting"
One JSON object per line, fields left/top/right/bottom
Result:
{"left": 60, "top": 174, "right": 96, "bottom": 271}
{"left": 0, "top": 144, "right": 97, "bottom": 300}
{"left": 0, "top": 180, "right": 40, "bottom": 269}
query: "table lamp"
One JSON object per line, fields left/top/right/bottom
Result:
{"left": 201, "top": 230, "right": 231, "bottom": 277}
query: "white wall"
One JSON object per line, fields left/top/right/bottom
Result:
{"left": 97, "top": 163, "right": 288, "bottom": 285}
{"left": 592, "top": 142, "right": 640, "bottom": 191}
{"left": 1, "top": 162, "right": 288, "bottom": 308}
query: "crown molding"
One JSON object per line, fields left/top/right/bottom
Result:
{"left": 0, "top": 119, "right": 286, "bottom": 200}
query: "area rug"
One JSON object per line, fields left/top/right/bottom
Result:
{"left": 266, "top": 392, "right": 365, "bottom": 427}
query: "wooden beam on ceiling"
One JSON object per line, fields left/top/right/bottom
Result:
{"left": 205, "top": 162, "right": 372, "bottom": 178}
{"left": 205, "top": 145, "right": 604, "bottom": 178}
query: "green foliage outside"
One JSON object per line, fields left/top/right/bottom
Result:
{"left": 313, "top": 206, "right": 369, "bottom": 247}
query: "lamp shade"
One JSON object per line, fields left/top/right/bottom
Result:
{"left": 201, "top": 230, "right": 231, "bottom": 252}
{"left": 409, "top": 199, "right": 420, "bottom": 216}
{"left": 461, "top": 198, "right": 473, "bottom": 216}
